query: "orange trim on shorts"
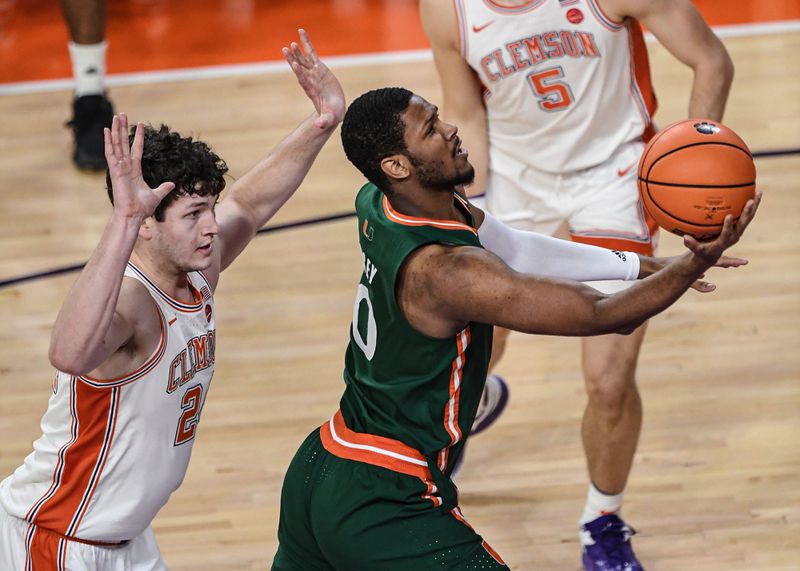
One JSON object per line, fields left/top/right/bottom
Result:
{"left": 27, "top": 524, "right": 60, "bottom": 570}
{"left": 570, "top": 214, "right": 659, "bottom": 256}
{"left": 382, "top": 196, "right": 478, "bottom": 236}
{"left": 450, "top": 507, "right": 506, "bottom": 564}
{"left": 320, "top": 410, "right": 432, "bottom": 480}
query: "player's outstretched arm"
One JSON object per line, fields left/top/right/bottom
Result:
{"left": 402, "top": 193, "right": 760, "bottom": 338}
{"left": 471, "top": 201, "right": 749, "bottom": 293}
{"left": 49, "top": 114, "right": 175, "bottom": 375}
{"left": 212, "top": 29, "right": 346, "bottom": 280}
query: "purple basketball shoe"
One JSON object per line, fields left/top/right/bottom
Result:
{"left": 581, "top": 514, "right": 644, "bottom": 571}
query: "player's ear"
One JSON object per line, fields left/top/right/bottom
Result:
{"left": 380, "top": 154, "right": 410, "bottom": 183}
{"left": 138, "top": 217, "right": 155, "bottom": 240}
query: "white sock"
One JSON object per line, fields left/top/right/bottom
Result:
{"left": 68, "top": 41, "right": 107, "bottom": 96}
{"left": 579, "top": 483, "right": 623, "bottom": 527}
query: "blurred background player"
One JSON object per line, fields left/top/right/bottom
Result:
{"left": 420, "top": 0, "right": 734, "bottom": 568}
{"left": 0, "top": 30, "right": 345, "bottom": 569}
{"left": 62, "top": 0, "right": 115, "bottom": 170}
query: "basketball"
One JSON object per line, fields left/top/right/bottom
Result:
{"left": 637, "top": 119, "right": 756, "bottom": 239}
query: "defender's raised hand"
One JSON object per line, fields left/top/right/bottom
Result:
{"left": 283, "top": 29, "right": 346, "bottom": 130}
{"left": 104, "top": 114, "right": 175, "bottom": 220}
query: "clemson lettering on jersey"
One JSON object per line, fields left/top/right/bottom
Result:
{"left": 166, "top": 331, "right": 216, "bottom": 394}
{"left": 480, "top": 30, "right": 600, "bottom": 82}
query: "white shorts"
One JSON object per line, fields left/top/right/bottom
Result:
{"left": 485, "top": 140, "right": 658, "bottom": 293}
{"left": 0, "top": 508, "right": 166, "bottom": 571}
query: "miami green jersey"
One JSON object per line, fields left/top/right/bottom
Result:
{"left": 340, "top": 182, "right": 493, "bottom": 476}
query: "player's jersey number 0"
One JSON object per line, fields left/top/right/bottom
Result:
{"left": 352, "top": 284, "right": 377, "bottom": 360}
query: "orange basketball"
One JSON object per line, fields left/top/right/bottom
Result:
{"left": 637, "top": 119, "right": 756, "bottom": 240}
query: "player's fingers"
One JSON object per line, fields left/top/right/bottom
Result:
{"left": 718, "top": 214, "right": 736, "bottom": 244}
{"left": 291, "top": 42, "right": 310, "bottom": 67}
{"left": 299, "top": 29, "right": 317, "bottom": 61}
{"left": 715, "top": 255, "right": 748, "bottom": 268}
{"left": 120, "top": 114, "right": 131, "bottom": 157}
{"left": 110, "top": 114, "right": 122, "bottom": 158}
{"left": 131, "top": 122, "right": 145, "bottom": 162}
{"left": 683, "top": 234, "right": 702, "bottom": 254}
{"left": 103, "top": 127, "right": 114, "bottom": 162}
{"left": 153, "top": 181, "right": 176, "bottom": 201}
{"left": 691, "top": 279, "right": 716, "bottom": 293}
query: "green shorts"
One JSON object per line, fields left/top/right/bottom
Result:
{"left": 271, "top": 411, "right": 508, "bottom": 571}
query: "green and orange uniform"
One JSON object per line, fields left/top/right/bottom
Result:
{"left": 272, "top": 183, "right": 508, "bottom": 570}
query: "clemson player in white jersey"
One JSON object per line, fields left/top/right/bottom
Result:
{"left": 421, "top": 0, "right": 733, "bottom": 568}
{"left": 0, "top": 30, "right": 345, "bottom": 570}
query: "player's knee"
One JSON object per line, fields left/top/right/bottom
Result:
{"left": 584, "top": 369, "right": 637, "bottom": 414}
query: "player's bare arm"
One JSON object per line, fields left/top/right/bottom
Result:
{"left": 420, "top": 0, "right": 489, "bottom": 196}
{"left": 400, "top": 193, "right": 760, "bottom": 339}
{"left": 210, "top": 29, "right": 346, "bottom": 284}
{"left": 49, "top": 115, "right": 175, "bottom": 376}
{"left": 603, "top": 0, "right": 734, "bottom": 120}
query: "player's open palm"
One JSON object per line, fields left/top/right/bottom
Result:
{"left": 104, "top": 113, "right": 175, "bottom": 220}
{"left": 685, "top": 190, "right": 763, "bottom": 265}
{"left": 283, "top": 29, "right": 346, "bottom": 130}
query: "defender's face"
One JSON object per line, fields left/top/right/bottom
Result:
{"left": 152, "top": 193, "right": 219, "bottom": 272}
{"left": 402, "top": 96, "right": 474, "bottom": 190}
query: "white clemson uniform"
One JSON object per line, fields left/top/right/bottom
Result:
{"left": 455, "top": 0, "right": 659, "bottom": 285}
{"left": 0, "top": 262, "right": 216, "bottom": 570}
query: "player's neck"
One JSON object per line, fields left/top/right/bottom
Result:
{"left": 389, "top": 185, "right": 463, "bottom": 223}
{"left": 129, "top": 250, "right": 192, "bottom": 301}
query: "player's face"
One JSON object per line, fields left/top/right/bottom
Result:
{"left": 402, "top": 96, "right": 474, "bottom": 190}
{"left": 152, "top": 193, "right": 219, "bottom": 272}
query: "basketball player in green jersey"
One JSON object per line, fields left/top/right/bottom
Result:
{"left": 270, "top": 88, "right": 759, "bottom": 570}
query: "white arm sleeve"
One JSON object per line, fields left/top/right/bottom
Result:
{"left": 477, "top": 210, "right": 640, "bottom": 282}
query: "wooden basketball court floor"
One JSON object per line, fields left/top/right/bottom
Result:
{"left": 0, "top": 2, "right": 798, "bottom": 569}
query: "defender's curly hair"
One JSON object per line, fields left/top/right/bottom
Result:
{"left": 340, "top": 87, "right": 414, "bottom": 194}
{"left": 105, "top": 124, "right": 229, "bottom": 221}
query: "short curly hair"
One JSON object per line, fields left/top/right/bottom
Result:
{"left": 340, "top": 87, "right": 414, "bottom": 194}
{"left": 105, "top": 124, "right": 229, "bottom": 221}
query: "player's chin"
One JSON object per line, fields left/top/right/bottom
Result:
{"left": 186, "top": 251, "right": 215, "bottom": 272}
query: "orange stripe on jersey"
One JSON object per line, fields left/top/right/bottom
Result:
{"left": 382, "top": 195, "right": 478, "bottom": 236}
{"left": 439, "top": 327, "right": 470, "bottom": 472}
{"left": 320, "top": 410, "right": 432, "bottom": 481}
{"left": 628, "top": 20, "right": 658, "bottom": 139}
{"left": 32, "top": 382, "right": 118, "bottom": 536}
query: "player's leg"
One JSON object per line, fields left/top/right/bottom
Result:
{"left": 271, "top": 429, "right": 337, "bottom": 571}
{"left": 568, "top": 140, "right": 656, "bottom": 570}
{"left": 61, "top": 0, "right": 114, "bottom": 170}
